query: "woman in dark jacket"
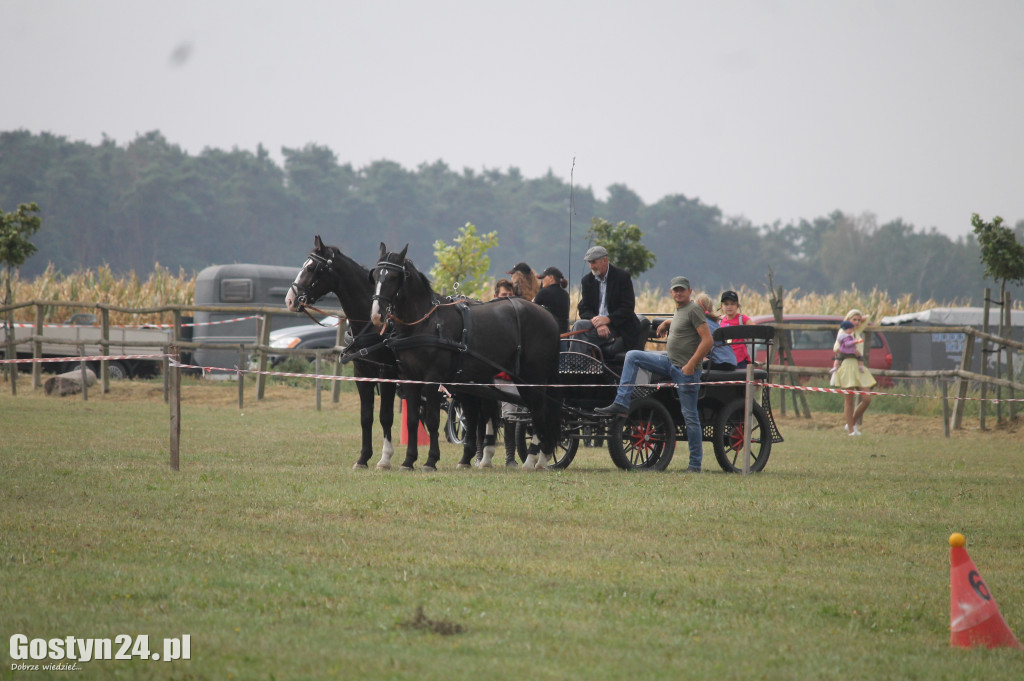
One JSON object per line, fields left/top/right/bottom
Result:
{"left": 533, "top": 266, "right": 570, "bottom": 333}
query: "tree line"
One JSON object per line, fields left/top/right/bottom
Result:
{"left": 1, "top": 129, "right": 1021, "bottom": 304}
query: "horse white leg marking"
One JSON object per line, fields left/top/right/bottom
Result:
{"left": 477, "top": 444, "right": 495, "bottom": 468}
{"left": 376, "top": 437, "right": 394, "bottom": 470}
{"left": 526, "top": 433, "right": 549, "bottom": 470}
{"left": 522, "top": 454, "right": 538, "bottom": 471}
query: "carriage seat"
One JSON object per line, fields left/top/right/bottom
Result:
{"left": 601, "top": 314, "right": 652, "bottom": 364}
{"left": 702, "top": 367, "right": 768, "bottom": 383}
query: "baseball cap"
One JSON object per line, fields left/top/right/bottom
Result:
{"left": 584, "top": 246, "right": 608, "bottom": 262}
{"left": 670, "top": 276, "right": 690, "bottom": 290}
{"left": 720, "top": 290, "right": 739, "bottom": 303}
{"left": 506, "top": 262, "right": 532, "bottom": 276}
{"left": 538, "top": 266, "right": 564, "bottom": 280}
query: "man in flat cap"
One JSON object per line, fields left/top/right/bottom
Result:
{"left": 595, "top": 275, "right": 712, "bottom": 472}
{"left": 569, "top": 245, "right": 639, "bottom": 354}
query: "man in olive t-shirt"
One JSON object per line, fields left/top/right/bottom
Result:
{"left": 595, "top": 275, "right": 713, "bottom": 471}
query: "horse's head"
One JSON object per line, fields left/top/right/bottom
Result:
{"left": 370, "top": 242, "right": 410, "bottom": 326}
{"left": 286, "top": 235, "right": 338, "bottom": 312}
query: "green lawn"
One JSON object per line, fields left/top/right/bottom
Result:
{"left": 2, "top": 379, "right": 1022, "bottom": 680}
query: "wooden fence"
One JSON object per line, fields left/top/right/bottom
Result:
{"left": 4, "top": 301, "right": 1022, "bottom": 431}
{"left": 1, "top": 300, "right": 347, "bottom": 404}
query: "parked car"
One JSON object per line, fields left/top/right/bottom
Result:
{"left": 264, "top": 317, "right": 344, "bottom": 366}
{"left": 750, "top": 315, "right": 893, "bottom": 387}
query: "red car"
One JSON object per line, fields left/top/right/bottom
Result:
{"left": 750, "top": 315, "right": 894, "bottom": 387}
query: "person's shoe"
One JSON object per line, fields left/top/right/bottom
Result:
{"left": 849, "top": 427, "right": 863, "bottom": 436}
{"left": 684, "top": 466, "right": 702, "bottom": 473}
{"left": 594, "top": 402, "right": 629, "bottom": 416}
{"left": 843, "top": 424, "right": 849, "bottom": 433}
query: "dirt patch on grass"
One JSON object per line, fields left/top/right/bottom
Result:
{"left": 398, "top": 606, "right": 465, "bottom": 636}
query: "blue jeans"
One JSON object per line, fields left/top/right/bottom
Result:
{"left": 612, "top": 350, "right": 703, "bottom": 470}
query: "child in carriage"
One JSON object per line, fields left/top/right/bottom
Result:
{"left": 718, "top": 290, "right": 751, "bottom": 368}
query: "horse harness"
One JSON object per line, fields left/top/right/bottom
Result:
{"left": 360, "top": 269, "right": 527, "bottom": 382}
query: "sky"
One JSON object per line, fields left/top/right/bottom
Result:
{"left": 3, "top": 0, "right": 1023, "bottom": 240}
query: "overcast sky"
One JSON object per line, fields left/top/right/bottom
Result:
{"left": 3, "top": 0, "right": 1022, "bottom": 239}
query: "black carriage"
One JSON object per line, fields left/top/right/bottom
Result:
{"left": 498, "top": 320, "right": 784, "bottom": 472}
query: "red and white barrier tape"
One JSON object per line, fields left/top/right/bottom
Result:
{"left": 5, "top": 354, "right": 1021, "bottom": 403}
{"left": 165, "top": 359, "right": 1024, "bottom": 402}
{"left": 759, "top": 381, "right": 1024, "bottom": 403}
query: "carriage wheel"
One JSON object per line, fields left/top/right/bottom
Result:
{"left": 444, "top": 398, "right": 467, "bottom": 445}
{"left": 607, "top": 398, "right": 676, "bottom": 471}
{"left": 514, "top": 422, "right": 579, "bottom": 470}
{"left": 712, "top": 399, "right": 773, "bottom": 473}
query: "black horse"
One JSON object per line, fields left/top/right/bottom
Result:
{"left": 285, "top": 236, "right": 441, "bottom": 470}
{"left": 370, "top": 243, "right": 561, "bottom": 470}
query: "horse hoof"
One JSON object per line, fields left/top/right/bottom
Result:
{"left": 423, "top": 465, "right": 437, "bottom": 472}
{"left": 353, "top": 462, "right": 368, "bottom": 470}
{"left": 375, "top": 463, "right": 392, "bottom": 471}
{"left": 457, "top": 463, "right": 472, "bottom": 469}
{"left": 400, "top": 465, "right": 414, "bottom": 472}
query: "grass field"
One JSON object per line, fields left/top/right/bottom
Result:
{"left": 2, "top": 378, "right": 1023, "bottom": 680}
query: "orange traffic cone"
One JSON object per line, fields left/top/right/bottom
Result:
{"left": 399, "top": 399, "right": 428, "bottom": 445}
{"left": 949, "top": 532, "right": 1023, "bottom": 649}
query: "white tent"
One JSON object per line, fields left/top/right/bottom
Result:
{"left": 881, "top": 307, "right": 1024, "bottom": 327}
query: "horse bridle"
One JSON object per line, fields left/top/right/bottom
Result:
{"left": 371, "top": 257, "right": 407, "bottom": 311}
{"left": 290, "top": 251, "right": 337, "bottom": 323}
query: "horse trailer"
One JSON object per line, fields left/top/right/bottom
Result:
{"left": 192, "top": 263, "right": 339, "bottom": 370}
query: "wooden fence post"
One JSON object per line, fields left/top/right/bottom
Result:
{"left": 1005, "top": 291, "right": 1016, "bottom": 422}
{"left": 238, "top": 345, "right": 246, "bottom": 410}
{"left": 333, "top": 319, "right": 345, "bottom": 404}
{"left": 32, "top": 304, "right": 43, "bottom": 390}
{"left": 5, "top": 305, "right": 16, "bottom": 395}
{"left": 950, "top": 330, "right": 975, "bottom": 430}
{"left": 979, "top": 288, "right": 991, "bottom": 430}
{"left": 100, "top": 305, "right": 111, "bottom": 394}
{"left": 941, "top": 381, "right": 950, "bottom": 437}
{"left": 768, "top": 283, "right": 811, "bottom": 418}
{"left": 315, "top": 350, "right": 323, "bottom": 412}
{"left": 169, "top": 345, "right": 180, "bottom": 471}
{"left": 742, "top": 362, "right": 755, "bottom": 474}
{"left": 257, "top": 312, "right": 272, "bottom": 400}
{"left": 78, "top": 345, "right": 88, "bottom": 402}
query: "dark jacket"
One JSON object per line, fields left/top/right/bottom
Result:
{"left": 534, "top": 284, "right": 570, "bottom": 333}
{"left": 578, "top": 263, "right": 639, "bottom": 349}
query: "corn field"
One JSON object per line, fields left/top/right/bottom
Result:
{"left": 630, "top": 282, "right": 969, "bottom": 321}
{"left": 6, "top": 263, "right": 194, "bottom": 326}
{"left": 4, "top": 266, "right": 1003, "bottom": 328}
